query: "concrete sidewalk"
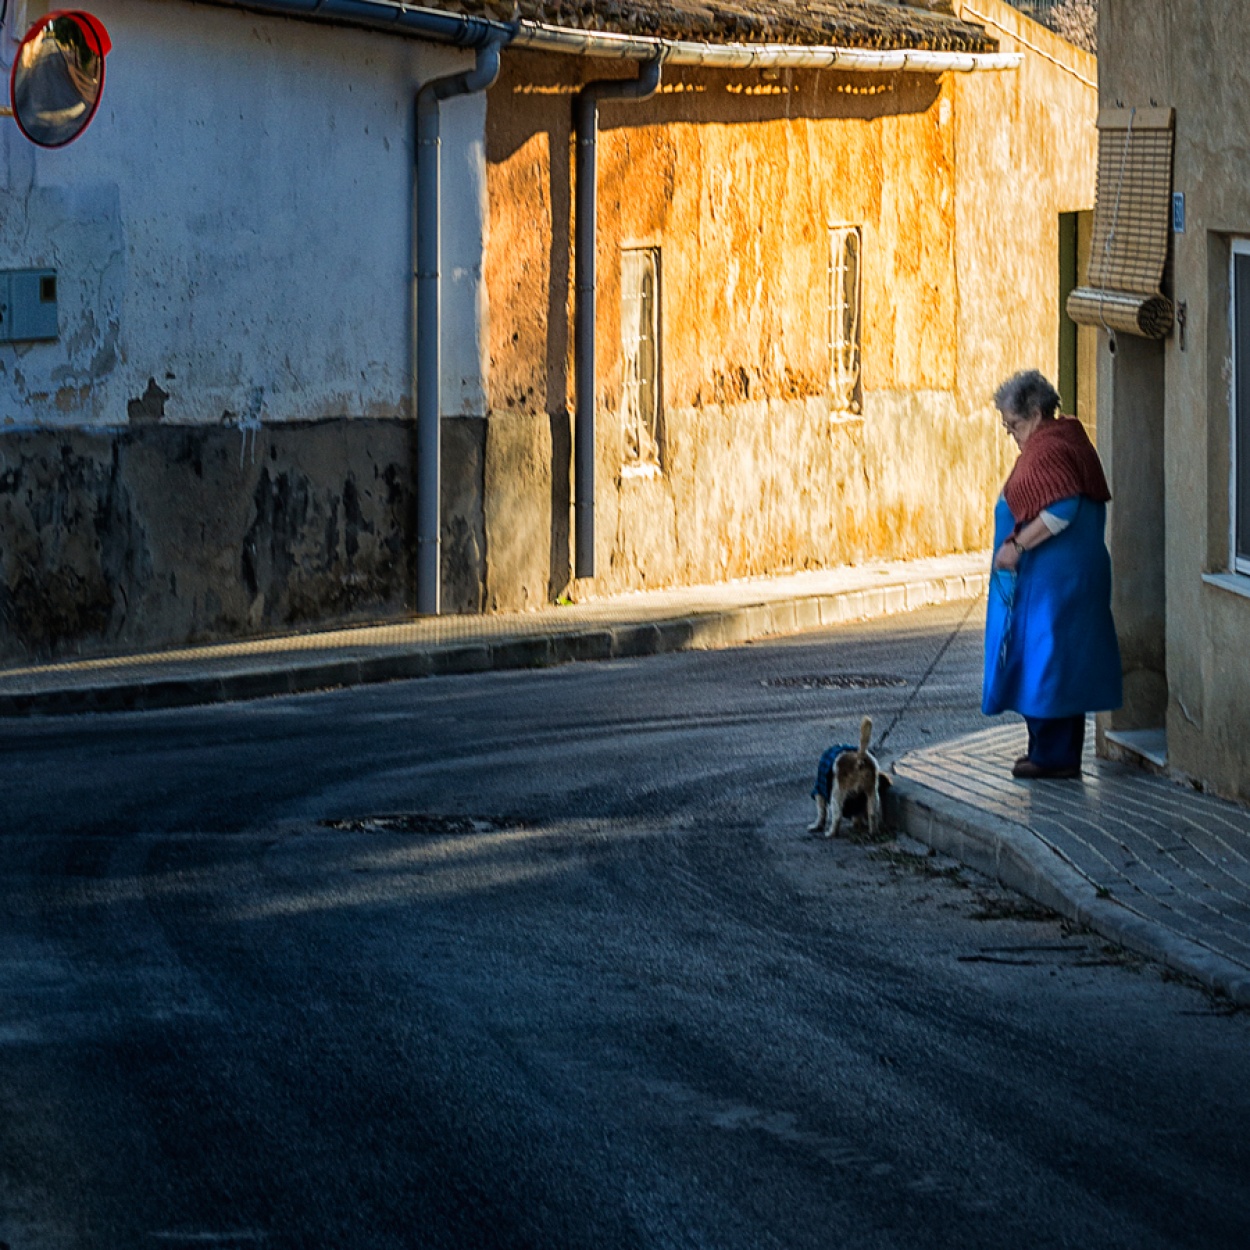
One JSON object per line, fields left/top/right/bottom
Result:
{"left": 0, "top": 551, "right": 989, "bottom": 717}
{"left": 890, "top": 725, "right": 1250, "bottom": 1006}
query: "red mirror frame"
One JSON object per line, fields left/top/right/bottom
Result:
{"left": 10, "top": 10, "right": 112, "bottom": 149}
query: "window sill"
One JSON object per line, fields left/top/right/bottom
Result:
{"left": 1202, "top": 572, "right": 1250, "bottom": 601}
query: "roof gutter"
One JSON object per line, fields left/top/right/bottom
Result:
{"left": 204, "top": 0, "right": 1021, "bottom": 71}
{"left": 511, "top": 21, "right": 1022, "bottom": 72}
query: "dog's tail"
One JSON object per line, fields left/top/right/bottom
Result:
{"left": 858, "top": 715, "right": 872, "bottom": 754}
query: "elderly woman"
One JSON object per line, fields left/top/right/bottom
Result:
{"left": 983, "top": 370, "right": 1122, "bottom": 779}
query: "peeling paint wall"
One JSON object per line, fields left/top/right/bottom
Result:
{"left": 0, "top": 0, "right": 488, "bottom": 660}
{"left": 0, "top": 0, "right": 1097, "bottom": 662}
{"left": 0, "top": 0, "right": 484, "bottom": 430}
{"left": 478, "top": 25, "right": 1096, "bottom": 609}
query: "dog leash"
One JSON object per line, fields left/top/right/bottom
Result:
{"left": 870, "top": 589, "right": 985, "bottom": 758}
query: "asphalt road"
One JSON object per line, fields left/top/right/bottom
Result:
{"left": 1, "top": 601, "right": 1247, "bottom": 1249}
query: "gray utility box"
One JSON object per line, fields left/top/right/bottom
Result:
{"left": 0, "top": 270, "right": 58, "bottom": 343}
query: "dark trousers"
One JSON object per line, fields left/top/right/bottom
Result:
{"left": 1024, "top": 715, "right": 1086, "bottom": 770}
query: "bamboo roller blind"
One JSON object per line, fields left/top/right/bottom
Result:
{"left": 1067, "top": 106, "right": 1175, "bottom": 339}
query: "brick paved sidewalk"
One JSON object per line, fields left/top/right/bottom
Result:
{"left": 890, "top": 722, "right": 1250, "bottom": 1005}
{"left": 0, "top": 552, "right": 989, "bottom": 717}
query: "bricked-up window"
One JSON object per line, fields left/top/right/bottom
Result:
{"left": 1232, "top": 240, "right": 1250, "bottom": 574}
{"left": 830, "top": 226, "right": 862, "bottom": 414}
{"left": 621, "top": 247, "right": 662, "bottom": 471}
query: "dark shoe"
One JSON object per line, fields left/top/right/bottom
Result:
{"left": 1012, "top": 758, "right": 1081, "bottom": 780}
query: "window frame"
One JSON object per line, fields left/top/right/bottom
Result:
{"left": 829, "top": 224, "right": 863, "bottom": 415}
{"left": 620, "top": 246, "right": 663, "bottom": 475}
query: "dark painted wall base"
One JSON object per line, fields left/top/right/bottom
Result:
{"left": 0, "top": 419, "right": 430, "bottom": 666}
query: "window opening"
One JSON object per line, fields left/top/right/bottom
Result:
{"left": 1058, "top": 212, "right": 1079, "bottom": 412}
{"left": 621, "top": 247, "right": 663, "bottom": 471}
{"left": 1231, "top": 240, "right": 1250, "bottom": 574}
{"left": 830, "top": 226, "right": 862, "bottom": 414}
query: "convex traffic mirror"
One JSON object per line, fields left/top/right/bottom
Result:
{"left": 10, "top": 10, "right": 111, "bottom": 148}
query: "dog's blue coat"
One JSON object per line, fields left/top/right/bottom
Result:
{"left": 811, "top": 745, "right": 858, "bottom": 801}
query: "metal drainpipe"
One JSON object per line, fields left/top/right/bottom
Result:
{"left": 415, "top": 35, "right": 505, "bottom": 615}
{"left": 573, "top": 58, "right": 662, "bottom": 580}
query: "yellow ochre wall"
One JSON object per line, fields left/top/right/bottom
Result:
{"left": 471, "top": 0, "right": 1097, "bottom": 611}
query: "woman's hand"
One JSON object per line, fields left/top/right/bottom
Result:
{"left": 993, "top": 539, "right": 1021, "bottom": 572}
{"left": 994, "top": 515, "right": 1054, "bottom": 571}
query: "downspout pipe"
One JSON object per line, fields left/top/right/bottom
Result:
{"left": 574, "top": 58, "right": 662, "bottom": 580}
{"left": 415, "top": 35, "right": 505, "bottom": 615}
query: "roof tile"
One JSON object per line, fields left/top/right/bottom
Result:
{"left": 431, "top": 0, "right": 997, "bottom": 53}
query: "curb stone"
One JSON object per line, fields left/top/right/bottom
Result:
{"left": 887, "top": 777, "right": 1250, "bottom": 1006}
{"left": 0, "top": 571, "right": 989, "bottom": 718}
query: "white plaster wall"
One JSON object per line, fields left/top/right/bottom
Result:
{"left": 0, "top": 0, "right": 487, "bottom": 429}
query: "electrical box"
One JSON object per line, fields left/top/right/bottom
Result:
{"left": 0, "top": 269, "right": 58, "bottom": 342}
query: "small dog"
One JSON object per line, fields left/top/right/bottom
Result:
{"left": 808, "top": 716, "right": 884, "bottom": 839}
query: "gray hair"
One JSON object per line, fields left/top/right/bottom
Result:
{"left": 994, "top": 369, "right": 1060, "bottom": 421}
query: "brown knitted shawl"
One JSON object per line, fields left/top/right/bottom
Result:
{"left": 1003, "top": 416, "right": 1111, "bottom": 525}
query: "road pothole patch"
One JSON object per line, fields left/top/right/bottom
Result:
{"left": 319, "top": 813, "right": 507, "bottom": 836}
